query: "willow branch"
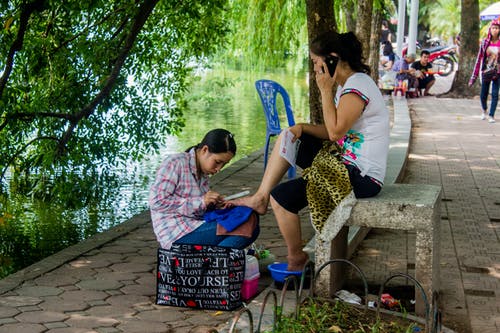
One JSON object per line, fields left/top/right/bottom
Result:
{"left": 0, "top": 0, "right": 47, "bottom": 98}
{"left": 0, "top": 112, "right": 74, "bottom": 132}
{"left": 57, "top": 0, "right": 160, "bottom": 155}
{"left": 53, "top": 6, "right": 126, "bottom": 54}
{"left": 0, "top": 135, "right": 60, "bottom": 180}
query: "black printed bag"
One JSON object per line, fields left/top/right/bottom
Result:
{"left": 481, "top": 42, "right": 498, "bottom": 83}
{"left": 482, "top": 65, "right": 498, "bottom": 82}
{"left": 156, "top": 244, "right": 245, "bottom": 311}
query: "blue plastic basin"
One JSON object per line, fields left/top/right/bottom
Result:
{"left": 267, "top": 263, "right": 302, "bottom": 283}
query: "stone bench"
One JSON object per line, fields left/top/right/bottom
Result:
{"left": 314, "top": 184, "right": 441, "bottom": 316}
{"left": 309, "top": 98, "right": 442, "bottom": 316}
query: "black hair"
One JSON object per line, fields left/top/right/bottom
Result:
{"left": 185, "top": 128, "right": 237, "bottom": 155}
{"left": 421, "top": 50, "right": 430, "bottom": 56}
{"left": 381, "top": 20, "right": 389, "bottom": 28}
{"left": 310, "top": 31, "right": 371, "bottom": 75}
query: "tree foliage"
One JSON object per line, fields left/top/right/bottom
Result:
{"left": 1, "top": 0, "right": 487, "bottom": 194}
{"left": 222, "top": 0, "right": 308, "bottom": 69}
{"left": 423, "top": 0, "right": 490, "bottom": 43}
{"left": 427, "top": 0, "right": 461, "bottom": 42}
{"left": 0, "top": 0, "right": 229, "bottom": 193}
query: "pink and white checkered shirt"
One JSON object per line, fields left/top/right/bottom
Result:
{"left": 149, "top": 148, "right": 209, "bottom": 249}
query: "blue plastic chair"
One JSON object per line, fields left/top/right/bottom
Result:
{"left": 255, "top": 79, "right": 296, "bottom": 178}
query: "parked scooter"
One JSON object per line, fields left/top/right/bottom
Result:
{"left": 402, "top": 43, "right": 458, "bottom": 77}
{"left": 425, "top": 45, "right": 458, "bottom": 76}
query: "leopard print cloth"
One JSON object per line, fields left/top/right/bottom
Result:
{"left": 302, "top": 141, "right": 352, "bottom": 233}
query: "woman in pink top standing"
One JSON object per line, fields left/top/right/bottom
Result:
{"left": 469, "top": 18, "right": 500, "bottom": 123}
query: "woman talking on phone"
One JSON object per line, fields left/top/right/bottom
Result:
{"left": 233, "top": 31, "right": 390, "bottom": 271}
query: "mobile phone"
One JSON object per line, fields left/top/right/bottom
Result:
{"left": 324, "top": 55, "right": 339, "bottom": 77}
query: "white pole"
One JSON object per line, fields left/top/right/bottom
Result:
{"left": 407, "top": 0, "right": 420, "bottom": 56}
{"left": 396, "top": 0, "right": 406, "bottom": 57}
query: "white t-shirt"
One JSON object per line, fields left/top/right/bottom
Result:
{"left": 335, "top": 73, "right": 390, "bottom": 184}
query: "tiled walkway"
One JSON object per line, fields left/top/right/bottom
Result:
{"left": 349, "top": 75, "right": 499, "bottom": 333}
{"left": 0, "top": 72, "right": 498, "bottom": 332}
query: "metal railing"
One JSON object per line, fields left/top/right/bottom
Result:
{"left": 227, "top": 259, "right": 443, "bottom": 333}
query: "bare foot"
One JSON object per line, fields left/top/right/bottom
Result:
{"left": 287, "top": 251, "right": 309, "bottom": 272}
{"left": 230, "top": 193, "right": 269, "bottom": 215}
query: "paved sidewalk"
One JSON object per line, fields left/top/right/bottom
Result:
{"left": 0, "top": 150, "right": 302, "bottom": 333}
{"left": 347, "top": 96, "right": 500, "bottom": 333}
{"left": 0, "top": 73, "right": 498, "bottom": 332}
{"left": 352, "top": 74, "right": 498, "bottom": 333}
{"left": 401, "top": 96, "right": 498, "bottom": 333}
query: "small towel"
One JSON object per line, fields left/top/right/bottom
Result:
{"left": 203, "top": 206, "right": 254, "bottom": 232}
{"left": 216, "top": 212, "right": 258, "bottom": 238}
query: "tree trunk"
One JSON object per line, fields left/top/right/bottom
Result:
{"left": 446, "top": 0, "right": 479, "bottom": 98}
{"left": 355, "top": 0, "right": 373, "bottom": 74}
{"left": 306, "top": 0, "right": 336, "bottom": 125}
{"left": 369, "top": 9, "right": 383, "bottom": 83}
{"left": 345, "top": 0, "right": 357, "bottom": 33}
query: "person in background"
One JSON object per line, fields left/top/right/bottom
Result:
{"left": 392, "top": 53, "right": 418, "bottom": 96}
{"left": 392, "top": 53, "right": 416, "bottom": 81}
{"left": 469, "top": 18, "right": 500, "bottom": 123}
{"left": 380, "top": 40, "right": 396, "bottom": 71}
{"left": 233, "top": 31, "right": 389, "bottom": 272}
{"left": 380, "top": 20, "right": 393, "bottom": 44}
{"left": 149, "top": 128, "right": 259, "bottom": 249}
{"left": 454, "top": 32, "right": 461, "bottom": 56}
{"left": 411, "top": 50, "right": 436, "bottom": 96}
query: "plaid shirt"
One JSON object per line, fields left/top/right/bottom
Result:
{"left": 149, "top": 148, "right": 209, "bottom": 249}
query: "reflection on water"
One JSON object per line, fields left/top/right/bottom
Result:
{"left": 0, "top": 68, "right": 309, "bottom": 277}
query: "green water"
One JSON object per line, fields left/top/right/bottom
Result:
{"left": 0, "top": 67, "right": 309, "bottom": 277}
{"left": 158, "top": 68, "right": 310, "bottom": 157}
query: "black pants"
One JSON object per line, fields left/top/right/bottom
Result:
{"left": 270, "top": 134, "right": 381, "bottom": 214}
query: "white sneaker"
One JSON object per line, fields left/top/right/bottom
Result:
{"left": 481, "top": 112, "right": 486, "bottom": 120}
{"left": 488, "top": 116, "right": 495, "bottom": 123}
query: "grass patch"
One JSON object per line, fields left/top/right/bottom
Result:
{"left": 267, "top": 298, "right": 423, "bottom": 333}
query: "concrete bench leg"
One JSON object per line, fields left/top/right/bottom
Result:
{"left": 414, "top": 204, "right": 441, "bottom": 316}
{"left": 315, "top": 226, "right": 348, "bottom": 298}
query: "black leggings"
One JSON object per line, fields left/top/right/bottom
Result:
{"left": 270, "top": 134, "right": 382, "bottom": 214}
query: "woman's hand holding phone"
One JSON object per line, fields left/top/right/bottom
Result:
{"left": 324, "top": 55, "right": 339, "bottom": 77}
{"left": 316, "top": 55, "right": 338, "bottom": 92}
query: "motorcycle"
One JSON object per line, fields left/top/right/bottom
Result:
{"left": 423, "top": 36, "right": 442, "bottom": 48}
{"left": 425, "top": 45, "right": 458, "bottom": 76}
{"left": 402, "top": 43, "right": 458, "bottom": 77}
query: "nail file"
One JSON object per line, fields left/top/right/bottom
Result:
{"left": 224, "top": 190, "right": 250, "bottom": 201}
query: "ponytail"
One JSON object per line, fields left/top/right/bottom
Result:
{"left": 185, "top": 128, "right": 237, "bottom": 155}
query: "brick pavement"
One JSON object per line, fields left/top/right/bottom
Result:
{"left": 348, "top": 75, "right": 499, "bottom": 333}
{"left": 406, "top": 96, "right": 498, "bottom": 333}
{"left": 0, "top": 152, "right": 301, "bottom": 333}
{"left": 0, "top": 72, "right": 498, "bottom": 332}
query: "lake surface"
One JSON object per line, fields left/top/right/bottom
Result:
{"left": 136, "top": 67, "right": 310, "bottom": 212}
{"left": 0, "top": 67, "right": 310, "bottom": 277}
